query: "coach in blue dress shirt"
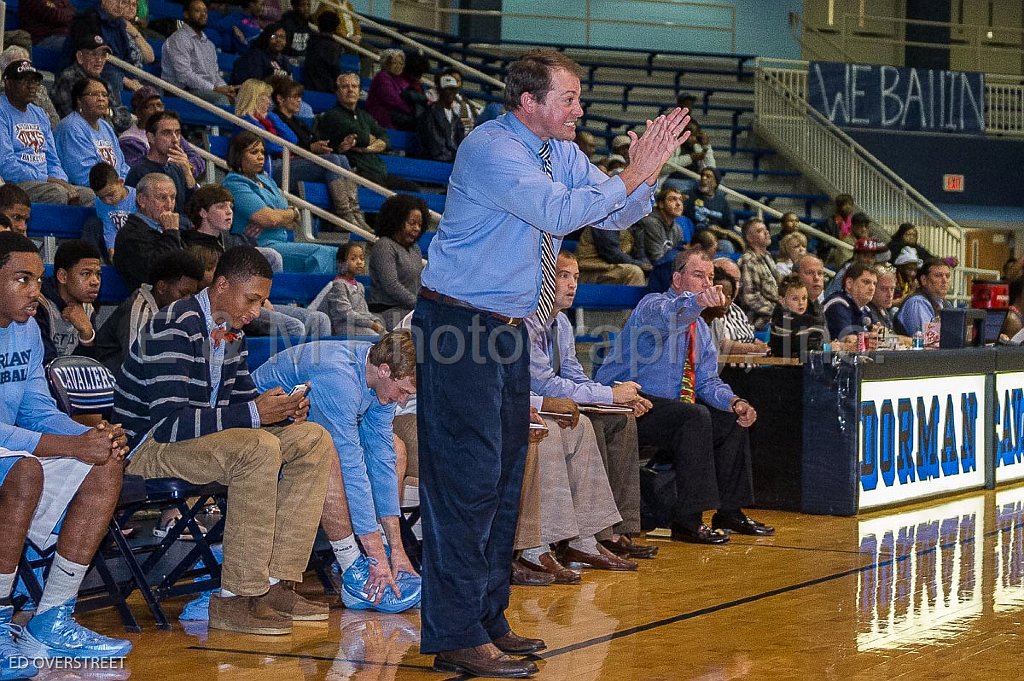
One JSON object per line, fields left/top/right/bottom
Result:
{"left": 596, "top": 248, "right": 775, "bottom": 545}
{"left": 414, "top": 49, "right": 690, "bottom": 678}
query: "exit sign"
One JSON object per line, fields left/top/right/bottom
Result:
{"left": 943, "top": 174, "right": 965, "bottom": 192}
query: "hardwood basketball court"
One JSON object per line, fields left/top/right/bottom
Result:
{"left": 65, "top": 482, "right": 1024, "bottom": 679}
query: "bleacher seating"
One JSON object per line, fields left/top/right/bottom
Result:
{"left": 381, "top": 156, "right": 453, "bottom": 185}
{"left": 27, "top": 204, "right": 96, "bottom": 240}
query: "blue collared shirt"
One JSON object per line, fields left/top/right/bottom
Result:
{"left": 251, "top": 341, "right": 398, "bottom": 536}
{"left": 595, "top": 289, "right": 736, "bottom": 410}
{"left": 525, "top": 311, "right": 613, "bottom": 404}
{"left": 420, "top": 112, "right": 655, "bottom": 317}
{"left": 895, "top": 293, "right": 945, "bottom": 336}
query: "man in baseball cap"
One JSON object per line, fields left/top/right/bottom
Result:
{"left": 0, "top": 60, "right": 96, "bottom": 205}
{"left": 52, "top": 34, "right": 132, "bottom": 132}
{"left": 419, "top": 72, "right": 466, "bottom": 162}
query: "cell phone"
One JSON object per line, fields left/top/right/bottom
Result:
{"left": 288, "top": 384, "right": 309, "bottom": 398}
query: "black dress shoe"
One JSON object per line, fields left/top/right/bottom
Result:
{"left": 712, "top": 511, "right": 775, "bottom": 536}
{"left": 434, "top": 647, "right": 539, "bottom": 678}
{"left": 599, "top": 536, "right": 659, "bottom": 559}
{"left": 493, "top": 630, "right": 547, "bottom": 654}
{"left": 670, "top": 522, "right": 730, "bottom": 545}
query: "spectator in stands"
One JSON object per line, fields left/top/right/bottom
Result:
{"left": 596, "top": 248, "right": 773, "bottom": 544}
{"left": 826, "top": 211, "right": 881, "bottom": 269}
{"left": 126, "top": 111, "right": 197, "bottom": 219}
{"left": 115, "top": 246, "right": 335, "bottom": 636}
{"left": 633, "top": 186, "right": 685, "bottom": 265}
{"left": 685, "top": 167, "right": 739, "bottom": 252}
{"left": 162, "top": 0, "right": 239, "bottom": 107}
{"left": 769, "top": 274, "right": 827, "bottom": 358}
{"left": 280, "top": 0, "right": 312, "bottom": 60}
{"left": 0, "top": 60, "right": 95, "bottom": 206}
{"left": 663, "top": 121, "right": 715, "bottom": 192}
{"left": 775, "top": 231, "right": 807, "bottom": 277}
{"left": 319, "top": 72, "right": 415, "bottom": 190}
{"left": 770, "top": 211, "right": 801, "bottom": 254}
{"left": 736, "top": 218, "right": 779, "bottom": 330}
{"left": 692, "top": 229, "right": 718, "bottom": 257}
{"left": 365, "top": 49, "right": 414, "bottom": 130}
{"left": 181, "top": 183, "right": 283, "bottom": 273}
{"left": 576, "top": 225, "right": 648, "bottom": 285}
{"left": 1002, "top": 276, "right": 1024, "bottom": 340}
{"left": 51, "top": 33, "right": 132, "bottom": 134}
{"left": 574, "top": 130, "right": 596, "bottom": 159}
{"left": 55, "top": 78, "right": 130, "bottom": 188}
{"left": 0, "top": 184, "right": 31, "bottom": 237}
{"left": 399, "top": 51, "right": 430, "bottom": 120}
{"left": 0, "top": 47, "right": 60, "bottom": 130}
{"left": 706, "top": 265, "right": 768, "bottom": 355}
{"left": 228, "top": 0, "right": 265, "bottom": 52}
{"left": 89, "top": 161, "right": 137, "bottom": 259}
{"left": 119, "top": 87, "right": 206, "bottom": 181}
{"left": 610, "top": 134, "right": 630, "bottom": 161}
{"left": 19, "top": 0, "right": 74, "bottom": 51}
{"left": 35, "top": 239, "right": 102, "bottom": 366}
{"left": 870, "top": 263, "right": 902, "bottom": 335}
{"left": 893, "top": 246, "right": 922, "bottom": 306}
{"left": 887, "top": 222, "right": 935, "bottom": 265}
{"left": 827, "top": 193, "right": 855, "bottom": 241}
{"left": 315, "top": 0, "right": 360, "bottom": 43}
{"left": 230, "top": 23, "right": 289, "bottom": 85}
{"left": 417, "top": 73, "right": 466, "bottom": 163}
{"left": 114, "top": 172, "right": 185, "bottom": 290}
{"left": 794, "top": 253, "right": 826, "bottom": 311}
{"left": 312, "top": 242, "right": 385, "bottom": 336}
{"left": 94, "top": 250, "right": 204, "bottom": 373}
{"left": 823, "top": 262, "right": 878, "bottom": 343}
{"left": 432, "top": 68, "right": 481, "bottom": 134}
{"left": 0, "top": 232, "right": 132, "bottom": 667}
{"left": 303, "top": 10, "right": 346, "bottom": 94}
{"left": 223, "top": 130, "right": 337, "bottom": 274}
{"left": 252, "top": 333, "right": 422, "bottom": 612}
{"left": 259, "top": 77, "right": 370, "bottom": 230}
{"left": 825, "top": 237, "right": 890, "bottom": 299}
{"left": 894, "top": 258, "right": 951, "bottom": 337}
{"left": 65, "top": 0, "right": 147, "bottom": 95}
{"left": 525, "top": 250, "right": 658, "bottom": 562}
{"left": 367, "top": 194, "right": 425, "bottom": 329}
{"left": 119, "top": 0, "right": 155, "bottom": 69}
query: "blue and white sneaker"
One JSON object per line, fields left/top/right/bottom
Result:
{"left": 18, "top": 600, "right": 131, "bottom": 660}
{"left": 0, "top": 606, "right": 36, "bottom": 680}
{"left": 341, "top": 556, "right": 421, "bottom": 614}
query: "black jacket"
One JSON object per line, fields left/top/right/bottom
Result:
{"left": 113, "top": 214, "right": 185, "bottom": 291}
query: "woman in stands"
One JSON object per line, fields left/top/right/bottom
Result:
{"left": 236, "top": 78, "right": 369, "bottom": 230}
{"left": 775, "top": 231, "right": 808, "bottom": 277}
{"left": 222, "top": 130, "right": 337, "bottom": 273}
{"left": 54, "top": 78, "right": 130, "bottom": 187}
{"left": 886, "top": 222, "right": 935, "bottom": 265}
{"left": 365, "top": 48, "right": 416, "bottom": 130}
{"left": 684, "top": 167, "right": 741, "bottom": 253}
{"left": 367, "top": 194, "right": 427, "bottom": 330}
{"left": 230, "top": 23, "right": 290, "bottom": 85}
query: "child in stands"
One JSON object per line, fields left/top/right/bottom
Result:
{"left": 89, "top": 162, "right": 137, "bottom": 260}
{"left": 313, "top": 242, "right": 385, "bottom": 336}
{"left": 770, "top": 275, "right": 827, "bottom": 358}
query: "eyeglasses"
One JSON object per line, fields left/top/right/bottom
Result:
{"left": 82, "top": 91, "right": 109, "bottom": 98}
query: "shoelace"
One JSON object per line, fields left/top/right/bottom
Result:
{"left": 0, "top": 621, "right": 25, "bottom": 644}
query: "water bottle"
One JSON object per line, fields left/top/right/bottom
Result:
{"left": 912, "top": 331, "right": 924, "bottom": 349}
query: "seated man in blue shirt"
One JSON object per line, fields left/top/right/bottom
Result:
{"left": 252, "top": 332, "right": 421, "bottom": 613}
{"left": 525, "top": 250, "right": 657, "bottom": 561}
{"left": 894, "top": 258, "right": 951, "bottom": 338}
{"left": 596, "top": 248, "right": 774, "bottom": 544}
{"left": 823, "top": 262, "right": 878, "bottom": 345}
{"left": 0, "top": 232, "right": 131, "bottom": 670}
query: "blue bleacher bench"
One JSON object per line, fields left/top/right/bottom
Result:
{"left": 381, "top": 156, "right": 453, "bottom": 186}
{"left": 27, "top": 204, "right": 96, "bottom": 240}
{"left": 357, "top": 187, "right": 445, "bottom": 214}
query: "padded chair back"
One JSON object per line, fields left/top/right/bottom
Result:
{"left": 46, "top": 356, "right": 116, "bottom": 420}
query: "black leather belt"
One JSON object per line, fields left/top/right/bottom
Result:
{"left": 419, "top": 287, "right": 523, "bottom": 327}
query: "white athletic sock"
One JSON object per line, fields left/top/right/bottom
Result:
{"left": 268, "top": 577, "right": 280, "bottom": 586}
{"left": 331, "top": 535, "right": 360, "bottom": 572}
{"left": 521, "top": 547, "right": 546, "bottom": 563}
{"left": 219, "top": 588, "right": 236, "bottom": 598}
{"left": 0, "top": 572, "right": 15, "bottom": 601}
{"left": 36, "top": 553, "right": 88, "bottom": 614}
{"left": 569, "top": 536, "right": 599, "bottom": 554}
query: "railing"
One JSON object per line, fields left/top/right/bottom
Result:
{"left": 390, "top": 0, "right": 737, "bottom": 53}
{"left": 754, "top": 57, "right": 975, "bottom": 299}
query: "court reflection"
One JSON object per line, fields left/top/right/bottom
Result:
{"left": 994, "top": 484, "right": 1024, "bottom": 611}
{"left": 856, "top": 496, "right": 984, "bottom": 651}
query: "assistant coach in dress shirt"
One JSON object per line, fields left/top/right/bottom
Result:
{"left": 414, "top": 49, "right": 689, "bottom": 678}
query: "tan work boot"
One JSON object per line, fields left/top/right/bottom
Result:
{"left": 262, "top": 581, "right": 329, "bottom": 621}
{"left": 209, "top": 594, "right": 292, "bottom": 635}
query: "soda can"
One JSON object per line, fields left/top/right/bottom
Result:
{"left": 857, "top": 332, "right": 867, "bottom": 352}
